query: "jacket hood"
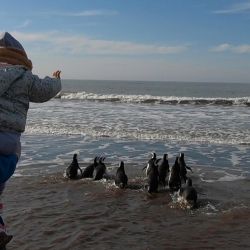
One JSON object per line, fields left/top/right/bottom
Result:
{"left": 0, "top": 66, "right": 26, "bottom": 96}
{"left": 0, "top": 32, "right": 25, "bottom": 51}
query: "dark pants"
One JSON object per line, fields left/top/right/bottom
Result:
{"left": 0, "top": 154, "right": 18, "bottom": 229}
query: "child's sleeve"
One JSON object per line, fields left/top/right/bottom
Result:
{"left": 28, "top": 74, "right": 62, "bottom": 103}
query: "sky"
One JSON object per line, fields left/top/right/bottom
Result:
{"left": 0, "top": 0, "right": 250, "bottom": 83}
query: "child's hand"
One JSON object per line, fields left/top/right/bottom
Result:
{"left": 53, "top": 70, "right": 61, "bottom": 79}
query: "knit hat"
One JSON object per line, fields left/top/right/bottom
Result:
{"left": 0, "top": 32, "right": 32, "bottom": 70}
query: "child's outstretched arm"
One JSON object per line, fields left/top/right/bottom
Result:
{"left": 28, "top": 70, "right": 62, "bottom": 103}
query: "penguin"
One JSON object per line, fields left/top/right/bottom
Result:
{"left": 158, "top": 153, "right": 170, "bottom": 187}
{"left": 178, "top": 178, "right": 197, "bottom": 209}
{"left": 115, "top": 161, "right": 128, "bottom": 188}
{"left": 66, "top": 154, "right": 82, "bottom": 180}
{"left": 82, "top": 156, "right": 99, "bottom": 178}
{"left": 143, "top": 152, "right": 157, "bottom": 177}
{"left": 147, "top": 158, "right": 159, "bottom": 193}
{"left": 0, "top": 230, "right": 13, "bottom": 250}
{"left": 93, "top": 157, "right": 106, "bottom": 180}
{"left": 168, "top": 156, "right": 181, "bottom": 192}
{"left": 178, "top": 152, "right": 193, "bottom": 183}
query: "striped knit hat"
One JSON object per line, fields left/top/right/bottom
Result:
{"left": 0, "top": 32, "right": 32, "bottom": 70}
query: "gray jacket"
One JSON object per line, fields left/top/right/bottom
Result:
{"left": 0, "top": 65, "right": 61, "bottom": 133}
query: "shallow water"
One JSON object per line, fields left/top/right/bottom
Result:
{"left": 4, "top": 163, "right": 250, "bottom": 250}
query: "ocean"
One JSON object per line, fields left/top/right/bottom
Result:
{"left": 4, "top": 80, "right": 250, "bottom": 249}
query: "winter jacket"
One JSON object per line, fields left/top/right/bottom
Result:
{"left": 0, "top": 65, "right": 61, "bottom": 133}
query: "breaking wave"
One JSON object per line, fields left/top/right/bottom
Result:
{"left": 57, "top": 92, "right": 250, "bottom": 106}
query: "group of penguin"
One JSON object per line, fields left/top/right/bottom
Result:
{"left": 65, "top": 152, "right": 198, "bottom": 208}
{"left": 142, "top": 152, "right": 197, "bottom": 207}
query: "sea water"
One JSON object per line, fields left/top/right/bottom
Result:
{"left": 18, "top": 80, "right": 250, "bottom": 173}
{"left": 6, "top": 80, "right": 250, "bottom": 249}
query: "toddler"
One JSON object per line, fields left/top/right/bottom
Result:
{"left": 0, "top": 31, "right": 61, "bottom": 248}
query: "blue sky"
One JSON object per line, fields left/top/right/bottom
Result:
{"left": 0, "top": 0, "right": 250, "bottom": 82}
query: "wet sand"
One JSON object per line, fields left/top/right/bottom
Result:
{"left": 2, "top": 164, "right": 250, "bottom": 250}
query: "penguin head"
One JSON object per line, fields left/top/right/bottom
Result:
{"left": 99, "top": 156, "right": 105, "bottom": 164}
{"left": 119, "top": 161, "right": 125, "bottom": 170}
{"left": 151, "top": 152, "right": 156, "bottom": 160}
{"left": 163, "top": 154, "right": 168, "bottom": 160}
{"left": 180, "top": 152, "right": 184, "bottom": 159}
{"left": 73, "top": 154, "right": 78, "bottom": 160}
{"left": 172, "top": 157, "right": 180, "bottom": 172}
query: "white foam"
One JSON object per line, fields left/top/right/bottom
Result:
{"left": 230, "top": 153, "right": 241, "bottom": 166}
{"left": 24, "top": 125, "right": 250, "bottom": 145}
{"left": 201, "top": 172, "right": 245, "bottom": 183}
{"left": 217, "top": 173, "right": 245, "bottom": 182}
{"left": 60, "top": 92, "right": 250, "bottom": 106}
{"left": 98, "top": 143, "right": 110, "bottom": 149}
{"left": 204, "top": 203, "right": 219, "bottom": 215}
{"left": 123, "top": 145, "right": 137, "bottom": 152}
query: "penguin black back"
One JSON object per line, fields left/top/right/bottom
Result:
{"left": 168, "top": 156, "right": 181, "bottom": 192}
{"left": 145, "top": 152, "right": 157, "bottom": 177}
{"left": 66, "top": 154, "right": 81, "bottom": 179}
{"left": 179, "top": 177, "right": 198, "bottom": 208}
{"left": 179, "top": 152, "right": 187, "bottom": 183}
{"left": 147, "top": 158, "right": 159, "bottom": 193}
{"left": 93, "top": 157, "right": 106, "bottom": 180}
{"left": 115, "top": 161, "right": 128, "bottom": 188}
{"left": 82, "top": 156, "right": 98, "bottom": 178}
{"left": 158, "top": 153, "right": 169, "bottom": 187}
{"left": 178, "top": 152, "right": 193, "bottom": 183}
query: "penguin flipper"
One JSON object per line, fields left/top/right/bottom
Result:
{"left": 186, "top": 165, "right": 193, "bottom": 172}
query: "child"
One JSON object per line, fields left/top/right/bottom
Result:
{"left": 0, "top": 31, "right": 62, "bottom": 248}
